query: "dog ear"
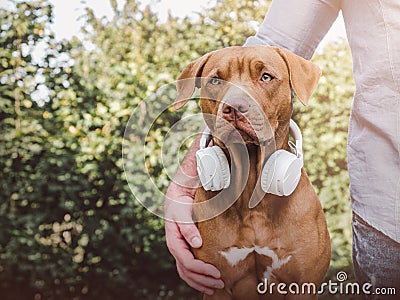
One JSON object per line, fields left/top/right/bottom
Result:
{"left": 173, "top": 53, "right": 212, "bottom": 110}
{"left": 273, "top": 47, "right": 321, "bottom": 106}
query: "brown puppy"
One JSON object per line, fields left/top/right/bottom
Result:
{"left": 174, "top": 45, "right": 330, "bottom": 300}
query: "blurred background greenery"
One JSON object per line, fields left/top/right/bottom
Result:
{"left": 1, "top": 0, "right": 357, "bottom": 299}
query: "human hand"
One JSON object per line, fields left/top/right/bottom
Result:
{"left": 164, "top": 194, "right": 224, "bottom": 294}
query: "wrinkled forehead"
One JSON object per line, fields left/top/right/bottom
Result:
{"left": 202, "top": 46, "right": 288, "bottom": 80}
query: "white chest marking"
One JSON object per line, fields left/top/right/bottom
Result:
{"left": 219, "top": 247, "right": 254, "bottom": 266}
{"left": 219, "top": 245, "right": 292, "bottom": 276}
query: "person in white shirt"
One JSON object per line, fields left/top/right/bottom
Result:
{"left": 164, "top": 0, "right": 400, "bottom": 298}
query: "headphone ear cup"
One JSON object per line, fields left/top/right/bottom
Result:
{"left": 196, "top": 146, "right": 230, "bottom": 191}
{"left": 261, "top": 150, "right": 302, "bottom": 196}
{"left": 261, "top": 150, "right": 281, "bottom": 193}
{"left": 210, "top": 146, "right": 230, "bottom": 190}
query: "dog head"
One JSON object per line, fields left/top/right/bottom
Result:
{"left": 174, "top": 45, "right": 321, "bottom": 147}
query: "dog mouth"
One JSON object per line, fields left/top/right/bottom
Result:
{"left": 215, "top": 122, "right": 266, "bottom": 146}
{"left": 233, "top": 124, "right": 259, "bottom": 143}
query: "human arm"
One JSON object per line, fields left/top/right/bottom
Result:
{"left": 245, "top": 0, "right": 341, "bottom": 59}
{"left": 164, "top": 134, "right": 224, "bottom": 295}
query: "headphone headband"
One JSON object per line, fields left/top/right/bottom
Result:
{"left": 199, "top": 126, "right": 212, "bottom": 149}
{"left": 289, "top": 119, "right": 303, "bottom": 158}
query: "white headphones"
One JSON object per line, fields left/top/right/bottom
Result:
{"left": 196, "top": 119, "right": 303, "bottom": 196}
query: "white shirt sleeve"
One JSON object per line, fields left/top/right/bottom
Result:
{"left": 244, "top": 0, "right": 341, "bottom": 59}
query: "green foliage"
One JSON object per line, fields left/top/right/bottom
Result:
{"left": 293, "top": 42, "right": 355, "bottom": 281}
{"left": 0, "top": 0, "right": 356, "bottom": 299}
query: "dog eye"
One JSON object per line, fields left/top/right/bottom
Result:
{"left": 209, "top": 77, "right": 221, "bottom": 85}
{"left": 261, "top": 73, "right": 273, "bottom": 82}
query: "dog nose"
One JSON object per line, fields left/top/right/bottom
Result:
{"left": 222, "top": 98, "right": 250, "bottom": 119}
